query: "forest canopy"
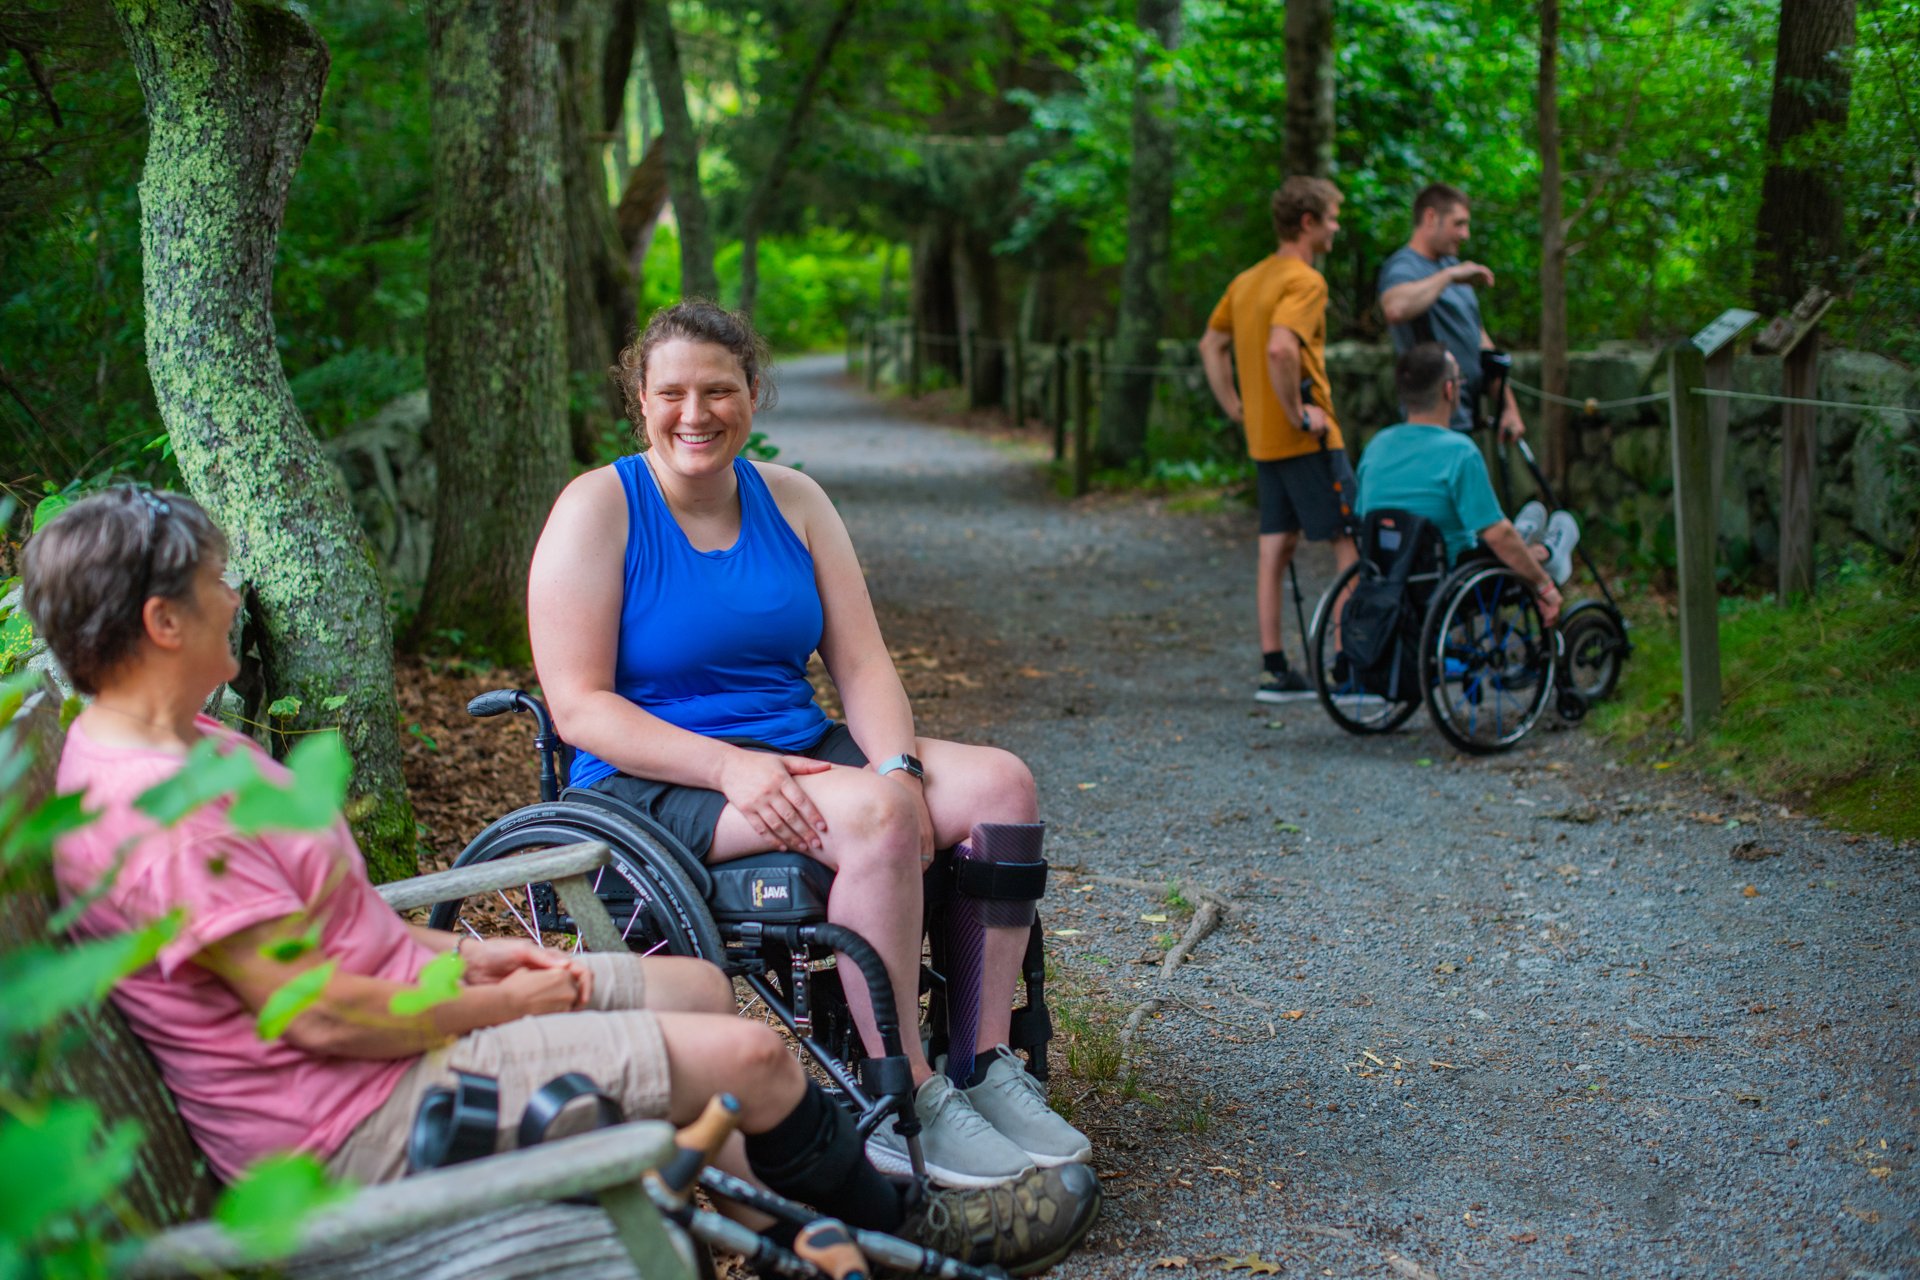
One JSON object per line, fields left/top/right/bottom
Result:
{"left": 2, "top": 0, "right": 1915, "bottom": 494}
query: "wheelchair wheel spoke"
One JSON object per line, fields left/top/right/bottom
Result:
{"left": 497, "top": 889, "right": 542, "bottom": 944}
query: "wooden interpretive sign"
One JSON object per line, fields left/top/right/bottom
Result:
{"left": 1690, "top": 308, "right": 1758, "bottom": 515}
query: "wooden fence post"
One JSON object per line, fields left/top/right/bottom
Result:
{"left": 1071, "top": 342, "right": 1092, "bottom": 496}
{"left": 1008, "top": 329, "right": 1025, "bottom": 428}
{"left": 1753, "top": 289, "right": 1832, "bottom": 602}
{"left": 1668, "top": 341, "right": 1720, "bottom": 738}
{"left": 863, "top": 318, "right": 880, "bottom": 393}
{"left": 1050, "top": 342, "right": 1068, "bottom": 460}
{"left": 907, "top": 325, "right": 923, "bottom": 399}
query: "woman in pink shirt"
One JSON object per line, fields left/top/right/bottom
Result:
{"left": 18, "top": 488, "right": 1107, "bottom": 1264}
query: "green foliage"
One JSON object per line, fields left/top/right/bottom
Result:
{"left": 255, "top": 960, "right": 338, "bottom": 1042}
{"left": 227, "top": 733, "right": 353, "bottom": 835}
{"left": 1592, "top": 554, "right": 1920, "bottom": 839}
{"left": 212, "top": 1153, "right": 355, "bottom": 1261}
{"left": 389, "top": 948, "right": 464, "bottom": 1016}
{"left": 0, "top": 1101, "right": 145, "bottom": 1274}
{"left": 637, "top": 222, "right": 898, "bottom": 351}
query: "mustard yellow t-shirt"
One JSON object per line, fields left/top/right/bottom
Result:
{"left": 1208, "top": 254, "right": 1342, "bottom": 461}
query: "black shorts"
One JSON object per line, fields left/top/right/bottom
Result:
{"left": 584, "top": 723, "right": 867, "bottom": 861}
{"left": 1256, "top": 450, "right": 1357, "bottom": 540}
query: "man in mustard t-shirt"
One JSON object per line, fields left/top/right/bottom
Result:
{"left": 1199, "top": 176, "right": 1359, "bottom": 702}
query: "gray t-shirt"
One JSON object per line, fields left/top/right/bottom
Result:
{"left": 1378, "top": 247, "right": 1484, "bottom": 431}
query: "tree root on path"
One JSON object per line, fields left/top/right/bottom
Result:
{"left": 1119, "top": 895, "right": 1228, "bottom": 1051}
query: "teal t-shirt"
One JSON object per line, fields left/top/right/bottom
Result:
{"left": 1354, "top": 423, "right": 1506, "bottom": 563}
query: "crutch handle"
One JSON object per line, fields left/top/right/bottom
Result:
{"left": 649, "top": 1093, "right": 742, "bottom": 1204}
{"left": 796, "top": 1221, "right": 870, "bottom": 1280}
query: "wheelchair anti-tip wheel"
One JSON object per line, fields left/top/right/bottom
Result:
{"left": 1309, "top": 561, "right": 1423, "bottom": 736}
{"left": 1558, "top": 600, "right": 1627, "bottom": 704}
{"left": 425, "top": 801, "right": 725, "bottom": 962}
{"left": 1420, "top": 562, "right": 1556, "bottom": 755}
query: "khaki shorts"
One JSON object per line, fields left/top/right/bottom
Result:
{"left": 327, "top": 953, "right": 672, "bottom": 1185}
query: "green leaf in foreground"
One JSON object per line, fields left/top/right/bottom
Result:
{"left": 213, "top": 1152, "right": 352, "bottom": 1261}
{"left": 1, "top": 790, "right": 96, "bottom": 867}
{"left": 266, "top": 695, "right": 302, "bottom": 719}
{"left": 260, "top": 919, "right": 325, "bottom": 964}
{"left": 256, "top": 960, "right": 336, "bottom": 1041}
{"left": 228, "top": 733, "right": 351, "bottom": 835}
{"left": 0, "top": 917, "right": 178, "bottom": 1039}
{"left": 135, "top": 737, "right": 263, "bottom": 826}
{"left": 389, "top": 948, "right": 465, "bottom": 1016}
{"left": 0, "top": 1101, "right": 143, "bottom": 1243}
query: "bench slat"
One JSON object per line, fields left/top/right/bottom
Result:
{"left": 131, "top": 1121, "right": 682, "bottom": 1278}
{"left": 375, "top": 842, "right": 613, "bottom": 912}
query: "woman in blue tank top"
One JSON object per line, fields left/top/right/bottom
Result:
{"left": 527, "top": 302, "right": 1089, "bottom": 1189}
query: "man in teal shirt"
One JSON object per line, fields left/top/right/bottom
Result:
{"left": 1355, "top": 344, "right": 1570, "bottom": 625}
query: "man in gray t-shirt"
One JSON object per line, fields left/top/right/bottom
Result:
{"left": 1377, "top": 183, "right": 1526, "bottom": 440}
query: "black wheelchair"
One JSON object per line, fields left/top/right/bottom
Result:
{"left": 423, "top": 691, "right": 1056, "bottom": 1174}
{"left": 1307, "top": 505, "right": 1629, "bottom": 755}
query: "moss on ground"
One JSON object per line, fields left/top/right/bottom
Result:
{"left": 1590, "top": 561, "right": 1920, "bottom": 841}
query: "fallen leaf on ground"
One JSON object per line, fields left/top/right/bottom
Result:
{"left": 1076, "top": 782, "right": 1098, "bottom": 790}
{"left": 1140, "top": 912, "right": 1169, "bottom": 923}
{"left": 1742, "top": 884, "right": 1759, "bottom": 897}
{"left": 1274, "top": 821, "right": 1302, "bottom": 833}
{"left": 1016, "top": 666, "right": 1050, "bottom": 678}
{"left": 1149, "top": 1258, "right": 1189, "bottom": 1270}
{"left": 1218, "top": 1254, "right": 1283, "bottom": 1275}
{"left": 1509, "top": 1232, "right": 1537, "bottom": 1244}
{"left": 1730, "top": 841, "right": 1780, "bottom": 862}
{"left": 1280, "top": 1010, "right": 1306, "bottom": 1020}
{"left": 1050, "top": 928, "right": 1084, "bottom": 937}
{"left": 1435, "top": 961, "right": 1458, "bottom": 974}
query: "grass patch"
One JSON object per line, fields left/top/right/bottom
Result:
{"left": 1590, "top": 559, "right": 1920, "bottom": 840}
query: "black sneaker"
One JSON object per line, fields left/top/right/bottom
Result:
{"left": 902, "top": 1163, "right": 1102, "bottom": 1276}
{"left": 1255, "top": 666, "right": 1315, "bottom": 703}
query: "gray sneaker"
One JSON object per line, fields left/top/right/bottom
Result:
{"left": 866, "top": 1073, "right": 1035, "bottom": 1188}
{"left": 902, "top": 1162, "right": 1103, "bottom": 1276}
{"left": 1513, "top": 500, "right": 1547, "bottom": 545}
{"left": 1541, "top": 510, "right": 1581, "bottom": 585}
{"left": 962, "top": 1046, "right": 1092, "bottom": 1167}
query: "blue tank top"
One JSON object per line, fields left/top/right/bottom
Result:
{"left": 565, "top": 455, "right": 830, "bottom": 791}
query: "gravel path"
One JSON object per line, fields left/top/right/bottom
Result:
{"left": 760, "top": 355, "right": 1918, "bottom": 1280}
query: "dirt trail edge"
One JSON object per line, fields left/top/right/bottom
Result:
{"left": 762, "top": 355, "right": 1918, "bottom": 1280}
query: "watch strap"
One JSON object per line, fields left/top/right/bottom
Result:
{"left": 876, "top": 753, "right": 925, "bottom": 780}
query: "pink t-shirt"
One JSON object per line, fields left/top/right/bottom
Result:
{"left": 54, "top": 716, "right": 436, "bottom": 1182}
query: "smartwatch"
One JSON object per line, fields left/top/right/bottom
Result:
{"left": 876, "top": 753, "right": 925, "bottom": 781}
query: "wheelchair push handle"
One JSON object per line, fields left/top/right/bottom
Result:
{"left": 466, "top": 688, "right": 567, "bottom": 803}
{"left": 466, "top": 689, "right": 522, "bottom": 718}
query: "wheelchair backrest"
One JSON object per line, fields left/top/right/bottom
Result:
{"left": 1360, "top": 509, "right": 1448, "bottom": 601}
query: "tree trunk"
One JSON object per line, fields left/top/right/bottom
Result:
{"left": 111, "top": 0, "right": 415, "bottom": 881}
{"left": 641, "top": 0, "right": 717, "bottom": 300}
{"left": 1098, "top": 0, "right": 1181, "bottom": 467}
{"left": 560, "top": 0, "right": 638, "bottom": 463}
{"left": 1755, "top": 0, "right": 1855, "bottom": 314}
{"left": 1537, "top": 0, "right": 1570, "bottom": 488}
{"left": 414, "top": 0, "right": 571, "bottom": 660}
{"left": 737, "top": 0, "right": 859, "bottom": 317}
{"left": 1283, "top": 0, "right": 1333, "bottom": 178}
{"left": 956, "top": 227, "right": 1005, "bottom": 409}
{"left": 909, "top": 217, "right": 961, "bottom": 386}
{"left": 617, "top": 135, "right": 672, "bottom": 287}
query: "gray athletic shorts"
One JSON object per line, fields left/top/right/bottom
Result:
{"left": 586, "top": 723, "right": 868, "bottom": 861}
{"left": 1256, "top": 449, "right": 1357, "bottom": 540}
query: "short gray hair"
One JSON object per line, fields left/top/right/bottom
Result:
{"left": 21, "top": 488, "right": 227, "bottom": 696}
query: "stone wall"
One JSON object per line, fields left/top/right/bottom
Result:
{"left": 1123, "top": 340, "right": 1918, "bottom": 573}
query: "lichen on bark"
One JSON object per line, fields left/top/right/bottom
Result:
{"left": 113, "top": 0, "right": 417, "bottom": 881}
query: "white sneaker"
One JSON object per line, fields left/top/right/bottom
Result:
{"left": 962, "top": 1046, "right": 1093, "bottom": 1167}
{"left": 1541, "top": 511, "right": 1581, "bottom": 585}
{"left": 1513, "top": 500, "right": 1547, "bottom": 545}
{"left": 866, "top": 1073, "right": 1036, "bottom": 1188}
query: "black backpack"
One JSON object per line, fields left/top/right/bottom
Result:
{"left": 1340, "top": 510, "right": 1444, "bottom": 699}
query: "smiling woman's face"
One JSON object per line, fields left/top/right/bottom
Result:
{"left": 638, "top": 339, "right": 756, "bottom": 480}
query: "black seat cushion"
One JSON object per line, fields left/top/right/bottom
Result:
{"left": 707, "top": 853, "right": 835, "bottom": 924}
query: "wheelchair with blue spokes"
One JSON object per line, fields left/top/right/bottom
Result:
{"left": 1307, "top": 504, "right": 1630, "bottom": 755}
{"left": 422, "top": 690, "right": 1056, "bottom": 1179}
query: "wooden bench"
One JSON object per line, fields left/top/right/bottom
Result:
{"left": 1, "top": 676, "right": 698, "bottom": 1280}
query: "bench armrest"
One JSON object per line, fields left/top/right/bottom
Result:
{"left": 375, "top": 841, "right": 631, "bottom": 953}
{"left": 130, "top": 1120, "right": 688, "bottom": 1279}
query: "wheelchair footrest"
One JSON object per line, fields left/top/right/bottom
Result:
{"left": 1007, "top": 1003, "right": 1052, "bottom": 1055}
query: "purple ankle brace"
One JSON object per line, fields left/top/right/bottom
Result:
{"left": 946, "top": 821, "right": 1046, "bottom": 1087}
